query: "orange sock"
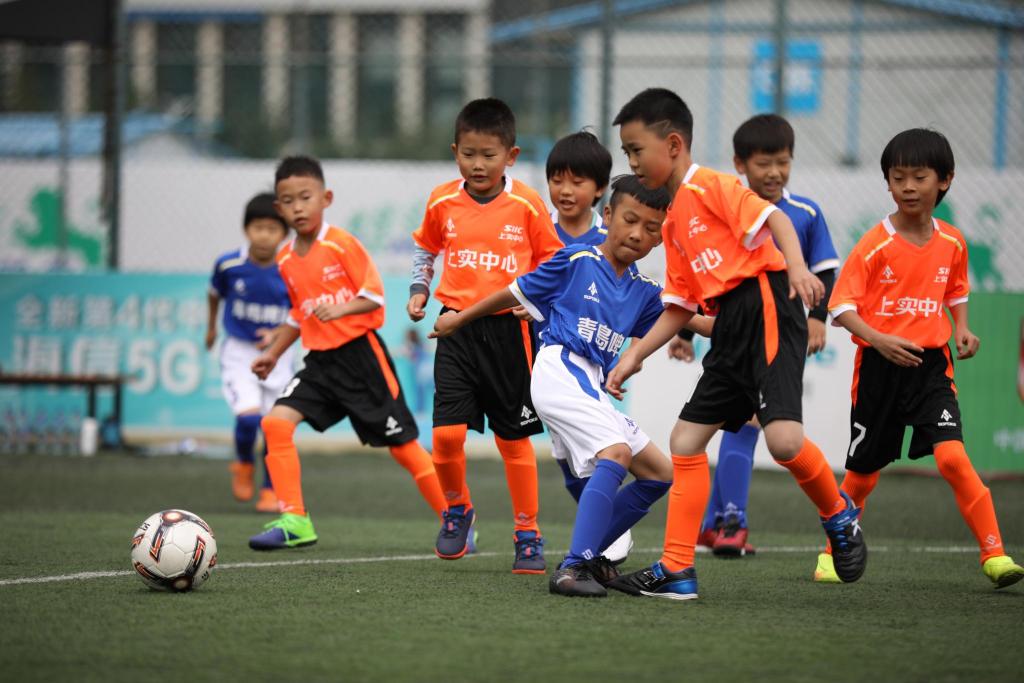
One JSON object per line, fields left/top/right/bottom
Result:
{"left": 389, "top": 440, "right": 447, "bottom": 519}
{"left": 432, "top": 424, "right": 472, "bottom": 508}
{"left": 260, "top": 416, "right": 305, "bottom": 516}
{"left": 494, "top": 435, "right": 540, "bottom": 534}
{"left": 825, "top": 470, "right": 878, "bottom": 555}
{"left": 934, "top": 441, "right": 1005, "bottom": 563}
{"left": 777, "top": 438, "right": 844, "bottom": 518}
{"left": 660, "top": 453, "right": 710, "bottom": 572}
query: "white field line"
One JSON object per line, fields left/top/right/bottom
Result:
{"left": 0, "top": 545, "right": 981, "bottom": 588}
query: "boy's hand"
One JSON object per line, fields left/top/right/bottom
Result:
{"left": 512, "top": 305, "right": 534, "bottom": 322}
{"left": 788, "top": 265, "right": 825, "bottom": 308}
{"left": 807, "top": 318, "right": 827, "bottom": 356}
{"left": 251, "top": 354, "right": 277, "bottom": 380}
{"left": 605, "top": 350, "right": 642, "bottom": 400}
{"left": 204, "top": 327, "right": 216, "bottom": 350}
{"left": 667, "top": 337, "right": 695, "bottom": 363}
{"left": 955, "top": 328, "right": 980, "bottom": 360}
{"left": 407, "top": 293, "right": 427, "bottom": 322}
{"left": 428, "top": 310, "right": 461, "bottom": 339}
{"left": 869, "top": 332, "right": 924, "bottom": 367}
{"left": 313, "top": 302, "right": 345, "bottom": 322}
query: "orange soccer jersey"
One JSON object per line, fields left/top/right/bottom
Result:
{"left": 277, "top": 223, "right": 386, "bottom": 350}
{"left": 661, "top": 164, "right": 787, "bottom": 311}
{"left": 412, "top": 176, "right": 563, "bottom": 310}
{"left": 829, "top": 216, "right": 970, "bottom": 349}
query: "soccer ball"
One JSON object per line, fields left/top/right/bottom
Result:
{"left": 130, "top": 509, "right": 218, "bottom": 592}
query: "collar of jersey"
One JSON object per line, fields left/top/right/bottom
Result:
{"left": 586, "top": 244, "right": 638, "bottom": 280}
{"left": 882, "top": 215, "right": 939, "bottom": 237}
{"left": 459, "top": 174, "right": 513, "bottom": 197}
{"left": 682, "top": 163, "right": 700, "bottom": 184}
{"left": 287, "top": 221, "right": 330, "bottom": 250}
{"left": 550, "top": 208, "right": 603, "bottom": 232}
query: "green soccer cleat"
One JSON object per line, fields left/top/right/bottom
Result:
{"left": 982, "top": 555, "right": 1024, "bottom": 589}
{"left": 813, "top": 552, "right": 841, "bottom": 584}
{"left": 249, "top": 512, "right": 318, "bottom": 550}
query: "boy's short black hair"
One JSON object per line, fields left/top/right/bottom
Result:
{"left": 545, "top": 131, "right": 613, "bottom": 202}
{"left": 275, "top": 155, "right": 325, "bottom": 185}
{"left": 244, "top": 192, "right": 287, "bottom": 231}
{"left": 733, "top": 114, "right": 795, "bottom": 160}
{"left": 612, "top": 88, "right": 694, "bottom": 148}
{"left": 454, "top": 98, "right": 516, "bottom": 148}
{"left": 608, "top": 174, "right": 672, "bottom": 212}
{"left": 880, "top": 128, "right": 955, "bottom": 205}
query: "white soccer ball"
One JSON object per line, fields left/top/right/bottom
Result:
{"left": 130, "top": 509, "right": 218, "bottom": 592}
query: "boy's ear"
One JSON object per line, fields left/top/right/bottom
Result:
{"left": 323, "top": 189, "right": 334, "bottom": 208}
{"left": 940, "top": 171, "right": 954, "bottom": 190}
{"left": 733, "top": 155, "right": 746, "bottom": 176}
{"left": 667, "top": 131, "right": 687, "bottom": 158}
{"left": 450, "top": 142, "right": 458, "bottom": 158}
{"left": 602, "top": 203, "right": 613, "bottom": 224}
{"left": 505, "top": 145, "right": 521, "bottom": 166}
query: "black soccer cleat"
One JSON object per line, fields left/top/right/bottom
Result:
{"left": 587, "top": 556, "right": 622, "bottom": 586}
{"left": 608, "top": 562, "right": 698, "bottom": 600}
{"left": 549, "top": 563, "right": 608, "bottom": 597}
{"left": 821, "top": 491, "right": 867, "bottom": 583}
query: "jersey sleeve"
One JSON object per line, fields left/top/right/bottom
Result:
{"left": 806, "top": 205, "right": 840, "bottom": 273}
{"left": 412, "top": 200, "right": 443, "bottom": 254}
{"left": 510, "top": 247, "right": 572, "bottom": 322}
{"left": 705, "top": 174, "right": 777, "bottom": 250}
{"left": 828, "top": 243, "right": 869, "bottom": 325}
{"left": 945, "top": 236, "right": 970, "bottom": 307}
{"left": 630, "top": 286, "right": 666, "bottom": 338}
{"left": 209, "top": 259, "right": 228, "bottom": 298}
{"left": 337, "top": 232, "right": 386, "bottom": 307}
{"left": 660, "top": 215, "right": 699, "bottom": 312}
{"left": 528, "top": 202, "right": 564, "bottom": 270}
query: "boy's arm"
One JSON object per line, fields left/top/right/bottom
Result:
{"left": 314, "top": 296, "right": 381, "bottom": 322}
{"left": 429, "top": 287, "right": 519, "bottom": 339}
{"left": 807, "top": 268, "right": 835, "bottom": 355}
{"left": 767, "top": 210, "right": 824, "bottom": 308}
{"left": 251, "top": 323, "right": 301, "bottom": 380}
{"left": 606, "top": 305, "right": 695, "bottom": 398}
{"left": 948, "top": 302, "right": 979, "bottom": 360}
{"left": 205, "top": 291, "right": 219, "bottom": 350}
{"left": 833, "top": 310, "right": 923, "bottom": 367}
{"left": 408, "top": 245, "right": 437, "bottom": 322}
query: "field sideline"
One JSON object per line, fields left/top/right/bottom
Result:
{"left": 2, "top": 450, "right": 1022, "bottom": 683}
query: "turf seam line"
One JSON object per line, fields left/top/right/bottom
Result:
{"left": 0, "top": 545, "right": 985, "bottom": 587}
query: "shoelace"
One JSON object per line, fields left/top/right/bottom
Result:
{"left": 440, "top": 511, "right": 467, "bottom": 538}
{"left": 516, "top": 537, "right": 542, "bottom": 558}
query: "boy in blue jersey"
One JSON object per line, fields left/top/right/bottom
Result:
{"left": 667, "top": 114, "right": 840, "bottom": 556}
{"left": 431, "top": 175, "right": 677, "bottom": 597}
{"left": 206, "top": 192, "right": 293, "bottom": 512}
{"left": 547, "top": 131, "right": 612, "bottom": 247}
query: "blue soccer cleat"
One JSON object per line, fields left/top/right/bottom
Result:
{"left": 435, "top": 505, "right": 475, "bottom": 559}
{"left": 821, "top": 491, "right": 867, "bottom": 583}
{"left": 608, "top": 561, "right": 698, "bottom": 600}
{"left": 512, "top": 530, "right": 546, "bottom": 574}
{"left": 248, "top": 512, "right": 318, "bottom": 550}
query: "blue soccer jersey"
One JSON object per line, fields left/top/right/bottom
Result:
{"left": 778, "top": 188, "right": 839, "bottom": 273}
{"left": 551, "top": 209, "right": 608, "bottom": 248}
{"left": 209, "top": 247, "right": 291, "bottom": 342}
{"left": 511, "top": 244, "right": 664, "bottom": 375}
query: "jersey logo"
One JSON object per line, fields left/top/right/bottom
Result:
{"left": 500, "top": 224, "right": 525, "bottom": 242}
{"left": 446, "top": 218, "right": 457, "bottom": 234}
{"left": 322, "top": 264, "right": 345, "bottom": 282}
{"left": 385, "top": 416, "right": 403, "bottom": 436}
{"left": 584, "top": 281, "right": 600, "bottom": 303}
{"left": 687, "top": 216, "right": 707, "bottom": 238}
{"left": 938, "top": 409, "right": 957, "bottom": 427}
{"left": 233, "top": 279, "right": 247, "bottom": 295}
{"left": 935, "top": 266, "right": 950, "bottom": 283}
{"left": 880, "top": 265, "right": 897, "bottom": 284}
{"left": 690, "top": 247, "right": 723, "bottom": 274}
{"left": 520, "top": 406, "right": 538, "bottom": 426}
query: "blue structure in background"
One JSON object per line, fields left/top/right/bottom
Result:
{"left": 751, "top": 40, "right": 823, "bottom": 115}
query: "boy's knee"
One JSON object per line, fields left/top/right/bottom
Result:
{"left": 596, "top": 443, "right": 632, "bottom": 468}
{"left": 432, "top": 424, "right": 467, "bottom": 455}
{"left": 763, "top": 421, "right": 804, "bottom": 461}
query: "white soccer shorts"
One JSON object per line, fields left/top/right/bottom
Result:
{"left": 219, "top": 335, "right": 295, "bottom": 415}
{"left": 531, "top": 345, "right": 650, "bottom": 478}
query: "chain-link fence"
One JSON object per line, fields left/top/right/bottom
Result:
{"left": 1, "top": 0, "right": 1022, "bottom": 282}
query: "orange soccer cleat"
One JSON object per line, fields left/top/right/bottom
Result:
{"left": 255, "top": 487, "right": 280, "bottom": 513}
{"left": 230, "top": 462, "right": 255, "bottom": 502}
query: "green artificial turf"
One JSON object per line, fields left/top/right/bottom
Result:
{"left": 1, "top": 451, "right": 1022, "bottom": 683}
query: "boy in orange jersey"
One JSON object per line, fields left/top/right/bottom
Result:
{"left": 247, "top": 156, "right": 448, "bottom": 550}
{"left": 604, "top": 88, "right": 865, "bottom": 600}
{"left": 814, "top": 128, "right": 1023, "bottom": 589}
{"left": 407, "top": 98, "right": 563, "bottom": 573}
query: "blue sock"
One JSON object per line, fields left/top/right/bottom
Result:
{"left": 234, "top": 414, "right": 261, "bottom": 464}
{"left": 564, "top": 459, "right": 627, "bottom": 566}
{"left": 715, "top": 424, "right": 760, "bottom": 528}
{"left": 557, "top": 458, "right": 587, "bottom": 503}
{"left": 702, "top": 461, "right": 725, "bottom": 532}
{"left": 597, "top": 479, "right": 671, "bottom": 553}
{"left": 260, "top": 441, "right": 273, "bottom": 490}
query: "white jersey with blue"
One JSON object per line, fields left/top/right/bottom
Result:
{"left": 510, "top": 244, "right": 664, "bottom": 381}
{"left": 551, "top": 209, "right": 607, "bottom": 248}
{"left": 778, "top": 188, "right": 839, "bottom": 273}
{"left": 209, "top": 246, "right": 291, "bottom": 342}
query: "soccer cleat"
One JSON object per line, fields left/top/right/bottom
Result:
{"left": 982, "top": 555, "right": 1024, "bottom": 589}
{"left": 512, "top": 530, "right": 546, "bottom": 574}
{"left": 821, "top": 491, "right": 867, "bottom": 583}
{"left": 435, "top": 505, "right": 475, "bottom": 560}
{"left": 712, "top": 514, "right": 754, "bottom": 558}
{"left": 549, "top": 563, "right": 607, "bottom": 597}
{"left": 697, "top": 525, "right": 719, "bottom": 550}
{"left": 601, "top": 529, "right": 634, "bottom": 566}
{"left": 248, "top": 512, "right": 318, "bottom": 550}
{"left": 608, "top": 561, "right": 698, "bottom": 600}
{"left": 254, "top": 487, "right": 279, "bottom": 513}
{"left": 587, "top": 556, "right": 621, "bottom": 586}
{"left": 813, "top": 552, "right": 841, "bottom": 584}
{"left": 230, "top": 462, "right": 254, "bottom": 502}
{"left": 465, "top": 518, "right": 479, "bottom": 555}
